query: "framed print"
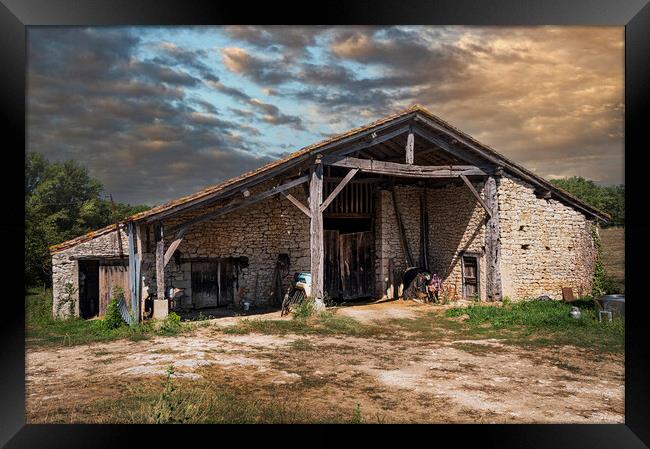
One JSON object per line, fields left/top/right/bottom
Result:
{"left": 2, "top": 0, "right": 649, "bottom": 447}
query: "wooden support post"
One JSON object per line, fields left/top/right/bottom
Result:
{"left": 484, "top": 176, "right": 502, "bottom": 302}
{"left": 309, "top": 157, "right": 325, "bottom": 309}
{"left": 405, "top": 128, "right": 414, "bottom": 164}
{"left": 390, "top": 184, "right": 414, "bottom": 267}
{"left": 154, "top": 222, "right": 168, "bottom": 318}
{"left": 135, "top": 223, "right": 144, "bottom": 322}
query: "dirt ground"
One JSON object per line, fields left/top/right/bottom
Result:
{"left": 26, "top": 301, "right": 624, "bottom": 423}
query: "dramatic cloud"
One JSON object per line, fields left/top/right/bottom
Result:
{"left": 27, "top": 26, "right": 624, "bottom": 207}
{"left": 27, "top": 28, "right": 277, "bottom": 205}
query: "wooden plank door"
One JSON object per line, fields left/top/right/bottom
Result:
{"left": 191, "top": 261, "right": 219, "bottom": 308}
{"left": 99, "top": 260, "right": 131, "bottom": 316}
{"left": 462, "top": 256, "right": 479, "bottom": 298}
{"left": 324, "top": 230, "right": 341, "bottom": 299}
{"left": 218, "top": 260, "right": 235, "bottom": 306}
{"left": 339, "top": 231, "right": 374, "bottom": 299}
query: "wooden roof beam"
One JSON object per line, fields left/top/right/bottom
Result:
{"left": 321, "top": 155, "right": 486, "bottom": 178}
{"left": 170, "top": 175, "right": 310, "bottom": 235}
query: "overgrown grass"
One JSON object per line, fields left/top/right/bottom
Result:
{"left": 73, "top": 364, "right": 369, "bottom": 424}
{"left": 444, "top": 299, "right": 624, "bottom": 352}
{"left": 26, "top": 288, "right": 186, "bottom": 349}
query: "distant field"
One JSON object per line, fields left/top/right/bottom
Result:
{"left": 600, "top": 226, "right": 624, "bottom": 284}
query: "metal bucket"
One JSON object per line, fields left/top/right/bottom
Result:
{"left": 597, "top": 294, "right": 625, "bottom": 318}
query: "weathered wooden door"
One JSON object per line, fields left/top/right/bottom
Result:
{"left": 218, "top": 261, "right": 235, "bottom": 306}
{"left": 339, "top": 231, "right": 374, "bottom": 299}
{"left": 98, "top": 260, "right": 131, "bottom": 316}
{"left": 324, "top": 230, "right": 341, "bottom": 298}
{"left": 462, "top": 256, "right": 479, "bottom": 298}
{"left": 192, "top": 261, "right": 219, "bottom": 308}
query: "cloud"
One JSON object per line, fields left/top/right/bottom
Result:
{"left": 224, "top": 26, "right": 323, "bottom": 57}
{"left": 204, "top": 75, "right": 305, "bottom": 130}
{"left": 27, "top": 25, "right": 624, "bottom": 210}
{"left": 27, "top": 27, "right": 271, "bottom": 205}
{"left": 221, "top": 47, "right": 291, "bottom": 85}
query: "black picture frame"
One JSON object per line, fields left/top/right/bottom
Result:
{"left": 2, "top": 0, "right": 648, "bottom": 447}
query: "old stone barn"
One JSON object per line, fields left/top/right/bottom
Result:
{"left": 50, "top": 105, "right": 608, "bottom": 320}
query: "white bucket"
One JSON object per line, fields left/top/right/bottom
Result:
{"left": 243, "top": 302, "right": 250, "bottom": 311}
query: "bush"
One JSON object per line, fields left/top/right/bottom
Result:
{"left": 103, "top": 286, "right": 126, "bottom": 330}
{"left": 602, "top": 277, "right": 624, "bottom": 294}
{"left": 291, "top": 298, "right": 316, "bottom": 319}
{"left": 158, "top": 312, "right": 182, "bottom": 335}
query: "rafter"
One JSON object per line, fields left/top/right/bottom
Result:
{"left": 321, "top": 156, "right": 486, "bottom": 178}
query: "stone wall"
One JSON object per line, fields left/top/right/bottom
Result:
{"left": 51, "top": 227, "right": 129, "bottom": 318}
{"left": 498, "top": 174, "right": 597, "bottom": 299}
{"left": 375, "top": 183, "right": 487, "bottom": 301}
{"left": 144, "top": 179, "right": 311, "bottom": 308}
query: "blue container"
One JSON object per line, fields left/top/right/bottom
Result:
{"left": 295, "top": 272, "right": 312, "bottom": 284}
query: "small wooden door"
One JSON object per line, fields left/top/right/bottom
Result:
{"left": 218, "top": 261, "right": 235, "bottom": 306}
{"left": 462, "top": 256, "right": 479, "bottom": 298}
{"left": 192, "top": 261, "right": 219, "bottom": 308}
{"left": 99, "top": 260, "right": 131, "bottom": 316}
{"left": 339, "top": 231, "right": 374, "bottom": 299}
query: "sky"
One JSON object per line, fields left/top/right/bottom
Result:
{"left": 27, "top": 26, "right": 624, "bottom": 206}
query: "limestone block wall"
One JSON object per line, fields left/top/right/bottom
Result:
{"left": 51, "top": 227, "right": 129, "bottom": 318}
{"left": 149, "top": 179, "right": 311, "bottom": 307}
{"left": 498, "top": 174, "right": 597, "bottom": 299}
{"left": 375, "top": 183, "right": 487, "bottom": 300}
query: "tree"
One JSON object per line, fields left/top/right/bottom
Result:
{"left": 25, "top": 153, "right": 150, "bottom": 287}
{"left": 550, "top": 176, "right": 624, "bottom": 227}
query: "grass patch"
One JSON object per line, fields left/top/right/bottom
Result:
{"left": 26, "top": 288, "right": 187, "bottom": 349}
{"left": 222, "top": 311, "right": 382, "bottom": 338}
{"left": 444, "top": 299, "right": 624, "bottom": 352}
{"left": 54, "top": 364, "right": 371, "bottom": 424}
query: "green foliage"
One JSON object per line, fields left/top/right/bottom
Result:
{"left": 445, "top": 299, "right": 624, "bottom": 352}
{"left": 152, "top": 365, "right": 186, "bottom": 424}
{"left": 291, "top": 298, "right": 316, "bottom": 319}
{"left": 26, "top": 288, "right": 177, "bottom": 348}
{"left": 352, "top": 404, "right": 363, "bottom": 424}
{"left": 25, "top": 152, "right": 150, "bottom": 287}
{"left": 158, "top": 312, "right": 182, "bottom": 335}
{"left": 591, "top": 226, "right": 606, "bottom": 297}
{"left": 550, "top": 176, "right": 624, "bottom": 227}
{"left": 103, "top": 286, "right": 126, "bottom": 330}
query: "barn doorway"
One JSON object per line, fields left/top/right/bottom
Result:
{"left": 78, "top": 258, "right": 130, "bottom": 318}
{"left": 190, "top": 259, "right": 236, "bottom": 309}
{"left": 322, "top": 177, "right": 375, "bottom": 300}
{"left": 79, "top": 260, "right": 99, "bottom": 319}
